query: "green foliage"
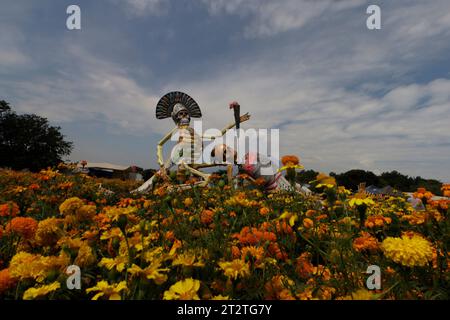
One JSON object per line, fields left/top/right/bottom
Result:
{"left": 300, "top": 167, "right": 443, "bottom": 195}
{"left": 0, "top": 100, "right": 73, "bottom": 172}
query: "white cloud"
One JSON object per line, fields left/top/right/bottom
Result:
{"left": 0, "top": 25, "right": 30, "bottom": 68}
{"left": 202, "top": 0, "right": 366, "bottom": 38}
{"left": 2, "top": 44, "right": 161, "bottom": 135}
{"left": 108, "top": 0, "right": 167, "bottom": 16}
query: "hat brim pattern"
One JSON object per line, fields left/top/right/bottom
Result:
{"left": 156, "top": 91, "right": 202, "bottom": 119}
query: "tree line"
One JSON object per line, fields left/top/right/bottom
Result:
{"left": 298, "top": 169, "right": 444, "bottom": 196}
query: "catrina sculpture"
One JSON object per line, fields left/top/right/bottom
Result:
{"left": 133, "top": 91, "right": 250, "bottom": 193}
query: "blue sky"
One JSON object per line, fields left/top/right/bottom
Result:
{"left": 1, "top": 0, "right": 449, "bottom": 181}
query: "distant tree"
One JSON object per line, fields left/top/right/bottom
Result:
{"left": 142, "top": 169, "right": 157, "bottom": 181}
{"left": 297, "top": 169, "right": 320, "bottom": 185}
{"left": 0, "top": 100, "right": 73, "bottom": 171}
{"left": 379, "top": 171, "right": 413, "bottom": 191}
{"left": 334, "top": 169, "right": 380, "bottom": 191}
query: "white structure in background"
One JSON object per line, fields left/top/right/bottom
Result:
{"left": 76, "top": 161, "right": 143, "bottom": 181}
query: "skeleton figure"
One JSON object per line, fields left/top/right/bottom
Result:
{"left": 133, "top": 91, "right": 250, "bottom": 193}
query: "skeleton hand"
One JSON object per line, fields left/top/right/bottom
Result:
{"left": 157, "top": 167, "right": 170, "bottom": 182}
{"left": 239, "top": 112, "right": 250, "bottom": 123}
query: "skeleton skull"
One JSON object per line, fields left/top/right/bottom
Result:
{"left": 171, "top": 103, "right": 191, "bottom": 126}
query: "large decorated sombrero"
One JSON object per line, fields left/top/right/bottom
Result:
{"left": 155, "top": 91, "right": 202, "bottom": 119}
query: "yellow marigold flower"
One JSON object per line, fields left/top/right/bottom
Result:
{"left": 279, "top": 211, "right": 298, "bottom": 227}
{"left": 218, "top": 259, "right": 250, "bottom": 280}
{"left": 210, "top": 295, "right": 230, "bottom": 300}
{"left": 59, "top": 197, "right": 84, "bottom": 216}
{"left": 104, "top": 206, "right": 137, "bottom": 222}
{"left": 57, "top": 237, "right": 84, "bottom": 250}
{"left": 9, "top": 252, "right": 69, "bottom": 282}
{"left": 75, "top": 243, "right": 96, "bottom": 267}
{"left": 348, "top": 197, "right": 375, "bottom": 207}
{"left": 100, "top": 227, "right": 123, "bottom": 241}
{"left": 172, "top": 253, "right": 205, "bottom": 268}
{"left": 312, "top": 173, "right": 337, "bottom": 188}
{"left": 224, "top": 192, "right": 259, "bottom": 207}
{"left": 35, "top": 218, "right": 64, "bottom": 246}
{"left": 163, "top": 278, "right": 201, "bottom": 300}
{"left": 278, "top": 162, "right": 304, "bottom": 173}
{"left": 340, "top": 289, "right": 378, "bottom": 300}
{"left": 9, "top": 252, "right": 43, "bottom": 281}
{"left": 381, "top": 235, "right": 433, "bottom": 267}
{"left": 98, "top": 256, "right": 128, "bottom": 272}
{"left": 86, "top": 281, "right": 127, "bottom": 300}
{"left": 127, "top": 261, "right": 169, "bottom": 285}
{"left": 23, "top": 282, "right": 60, "bottom": 300}
{"left": 183, "top": 197, "right": 193, "bottom": 207}
{"left": 77, "top": 204, "right": 96, "bottom": 221}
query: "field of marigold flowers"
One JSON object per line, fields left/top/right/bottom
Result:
{"left": 0, "top": 165, "right": 449, "bottom": 300}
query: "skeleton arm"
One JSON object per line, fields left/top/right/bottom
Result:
{"left": 202, "top": 113, "right": 250, "bottom": 140}
{"left": 157, "top": 127, "right": 178, "bottom": 167}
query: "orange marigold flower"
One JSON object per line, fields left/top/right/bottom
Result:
{"left": 281, "top": 155, "right": 299, "bottom": 166}
{"left": 353, "top": 232, "right": 379, "bottom": 252}
{"left": 401, "top": 212, "right": 427, "bottom": 225}
{"left": 231, "top": 246, "right": 241, "bottom": 259}
{"left": 413, "top": 188, "right": 433, "bottom": 201}
{"left": 241, "top": 246, "right": 265, "bottom": 262}
{"left": 200, "top": 209, "right": 214, "bottom": 225}
{"left": 58, "top": 182, "right": 74, "bottom": 190}
{"left": 268, "top": 243, "right": 286, "bottom": 260}
{"left": 254, "top": 177, "right": 267, "bottom": 186}
{"left": 29, "top": 183, "right": 40, "bottom": 190}
{"left": 233, "top": 227, "right": 277, "bottom": 246}
{"left": 259, "top": 207, "right": 270, "bottom": 216}
{"left": 274, "top": 221, "right": 295, "bottom": 236}
{"left": 165, "top": 230, "right": 175, "bottom": 241}
{"left": 6, "top": 217, "right": 38, "bottom": 239}
{"left": 305, "top": 209, "right": 316, "bottom": 217}
{"left": 265, "top": 275, "right": 295, "bottom": 300}
{"left": 296, "top": 252, "right": 314, "bottom": 278}
{"left": 0, "top": 269, "right": 16, "bottom": 294}
{"left": 365, "top": 215, "right": 392, "bottom": 228}
{"left": 303, "top": 218, "right": 314, "bottom": 229}
{"left": 0, "top": 202, "right": 20, "bottom": 217}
